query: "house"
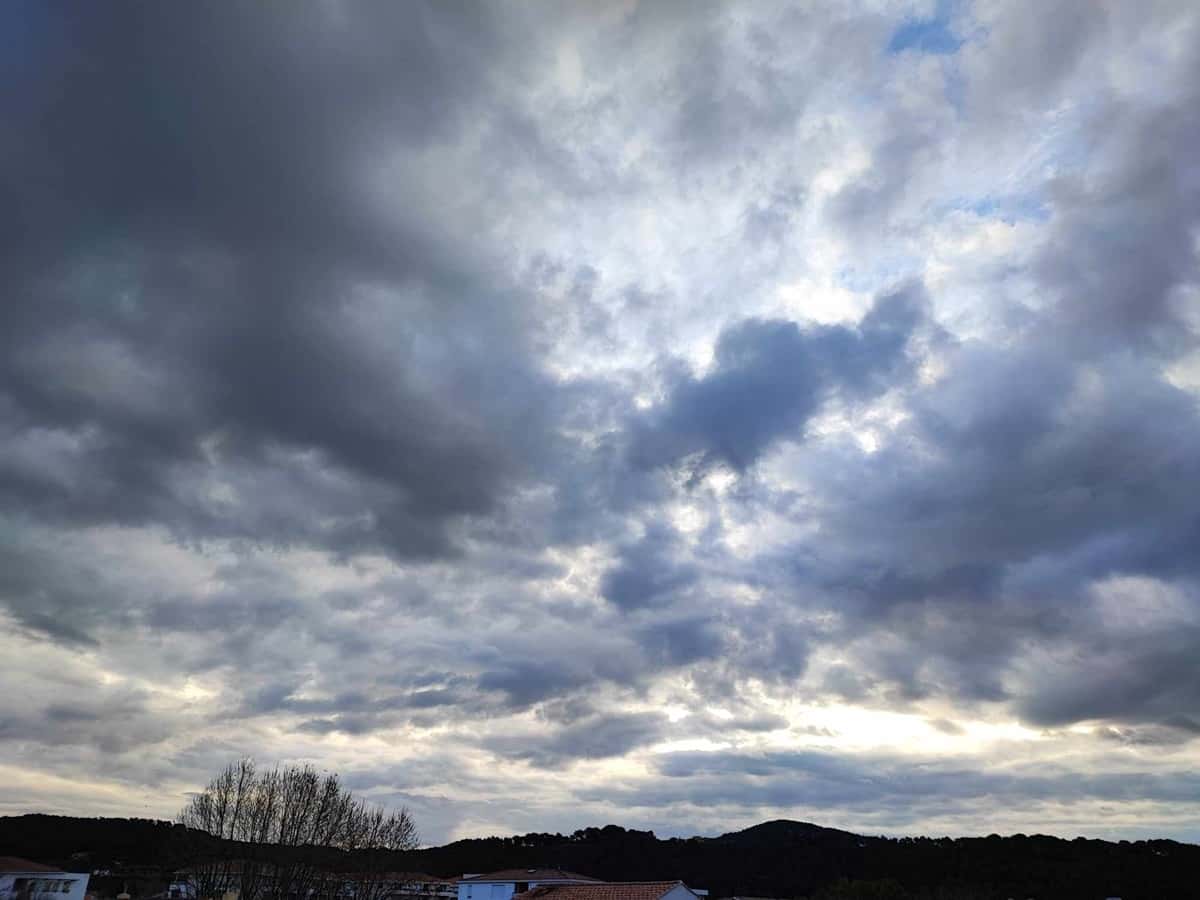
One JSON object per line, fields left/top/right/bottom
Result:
{"left": 0, "top": 858, "right": 90, "bottom": 900}
{"left": 328, "top": 872, "right": 458, "bottom": 900}
{"left": 457, "top": 870, "right": 600, "bottom": 900}
{"left": 170, "top": 865, "right": 460, "bottom": 900}
{"left": 170, "top": 860, "right": 254, "bottom": 900}
{"left": 512, "top": 881, "right": 705, "bottom": 900}
{"left": 380, "top": 874, "right": 457, "bottom": 900}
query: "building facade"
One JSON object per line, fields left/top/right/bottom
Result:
{"left": 0, "top": 858, "right": 90, "bottom": 900}
{"left": 457, "top": 870, "right": 600, "bottom": 900}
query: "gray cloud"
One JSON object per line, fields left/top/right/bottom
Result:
{"left": 485, "top": 711, "right": 668, "bottom": 769}
{"left": 623, "top": 748, "right": 1200, "bottom": 811}
{"left": 1, "top": 1, "right": 558, "bottom": 566}
{"left": 601, "top": 520, "right": 700, "bottom": 609}
{"left": 631, "top": 286, "right": 926, "bottom": 472}
{"left": 3, "top": 0, "right": 1200, "bottom": 844}
{"left": 765, "top": 336, "right": 1200, "bottom": 722}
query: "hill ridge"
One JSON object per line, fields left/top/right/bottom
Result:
{"left": 2, "top": 813, "right": 1197, "bottom": 900}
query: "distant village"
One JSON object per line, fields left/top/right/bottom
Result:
{"left": 0, "top": 853, "right": 1144, "bottom": 900}
{"left": 1, "top": 860, "right": 719, "bottom": 900}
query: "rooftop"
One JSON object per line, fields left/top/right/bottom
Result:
{"left": 460, "top": 870, "right": 601, "bottom": 884}
{"left": 0, "top": 858, "right": 63, "bottom": 874}
{"left": 335, "top": 873, "right": 453, "bottom": 883}
{"left": 513, "top": 882, "right": 694, "bottom": 900}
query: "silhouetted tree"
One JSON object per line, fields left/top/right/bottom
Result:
{"left": 178, "top": 759, "right": 418, "bottom": 900}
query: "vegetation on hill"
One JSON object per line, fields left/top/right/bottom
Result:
{"left": 2, "top": 815, "right": 1196, "bottom": 900}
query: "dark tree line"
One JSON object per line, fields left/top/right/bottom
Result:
{"left": 5, "top": 814, "right": 1200, "bottom": 900}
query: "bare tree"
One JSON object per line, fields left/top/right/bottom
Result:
{"left": 179, "top": 759, "right": 262, "bottom": 900}
{"left": 341, "top": 801, "right": 421, "bottom": 900}
{"left": 179, "top": 759, "right": 419, "bottom": 900}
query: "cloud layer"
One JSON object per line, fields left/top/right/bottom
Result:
{"left": 3, "top": 0, "right": 1200, "bottom": 845}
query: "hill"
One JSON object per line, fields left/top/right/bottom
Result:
{"left": 2, "top": 814, "right": 1198, "bottom": 900}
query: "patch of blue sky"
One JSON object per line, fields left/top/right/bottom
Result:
{"left": 887, "top": 0, "right": 964, "bottom": 56}
{"left": 836, "top": 254, "right": 925, "bottom": 295}
{"left": 948, "top": 194, "right": 1050, "bottom": 224}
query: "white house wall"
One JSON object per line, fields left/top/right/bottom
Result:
{"left": 459, "top": 879, "right": 589, "bottom": 900}
{"left": 0, "top": 872, "right": 90, "bottom": 900}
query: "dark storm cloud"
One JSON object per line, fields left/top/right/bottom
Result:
{"left": 779, "top": 331, "right": 1200, "bottom": 719}
{"left": 4, "top": 0, "right": 1200, "bottom": 840}
{"left": 475, "top": 658, "right": 603, "bottom": 711}
{"left": 5, "top": 2, "right": 499, "bottom": 259}
{"left": 0, "top": 681, "right": 172, "bottom": 755}
{"left": 1036, "top": 45, "right": 1200, "bottom": 351}
{"left": 636, "top": 615, "right": 730, "bottom": 668}
{"left": 656, "top": 5, "right": 1200, "bottom": 728}
{"left": 484, "top": 711, "right": 668, "bottom": 768}
{"left": 631, "top": 286, "right": 926, "bottom": 471}
{"left": 1095, "top": 722, "right": 1198, "bottom": 748}
{"left": 758, "top": 21, "right": 1200, "bottom": 713}
{"left": 0, "top": 529, "right": 129, "bottom": 644}
{"left": 0, "top": 1, "right": 563, "bottom": 580}
{"left": 1018, "top": 625, "right": 1200, "bottom": 730}
{"left": 620, "top": 748, "right": 1200, "bottom": 810}
{"left": 601, "top": 520, "right": 700, "bottom": 609}
{"left": 240, "top": 674, "right": 490, "bottom": 737}
{"left": 469, "top": 617, "right": 729, "bottom": 714}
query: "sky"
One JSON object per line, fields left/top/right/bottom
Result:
{"left": 2, "top": 0, "right": 1200, "bottom": 847}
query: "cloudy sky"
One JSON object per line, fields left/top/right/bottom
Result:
{"left": 3, "top": 0, "right": 1200, "bottom": 846}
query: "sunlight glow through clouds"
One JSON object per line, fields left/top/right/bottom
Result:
{"left": 3, "top": 0, "right": 1200, "bottom": 844}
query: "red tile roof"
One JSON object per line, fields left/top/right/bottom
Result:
{"left": 0, "top": 858, "right": 62, "bottom": 874}
{"left": 514, "top": 882, "right": 692, "bottom": 900}
{"left": 461, "top": 871, "right": 600, "bottom": 884}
